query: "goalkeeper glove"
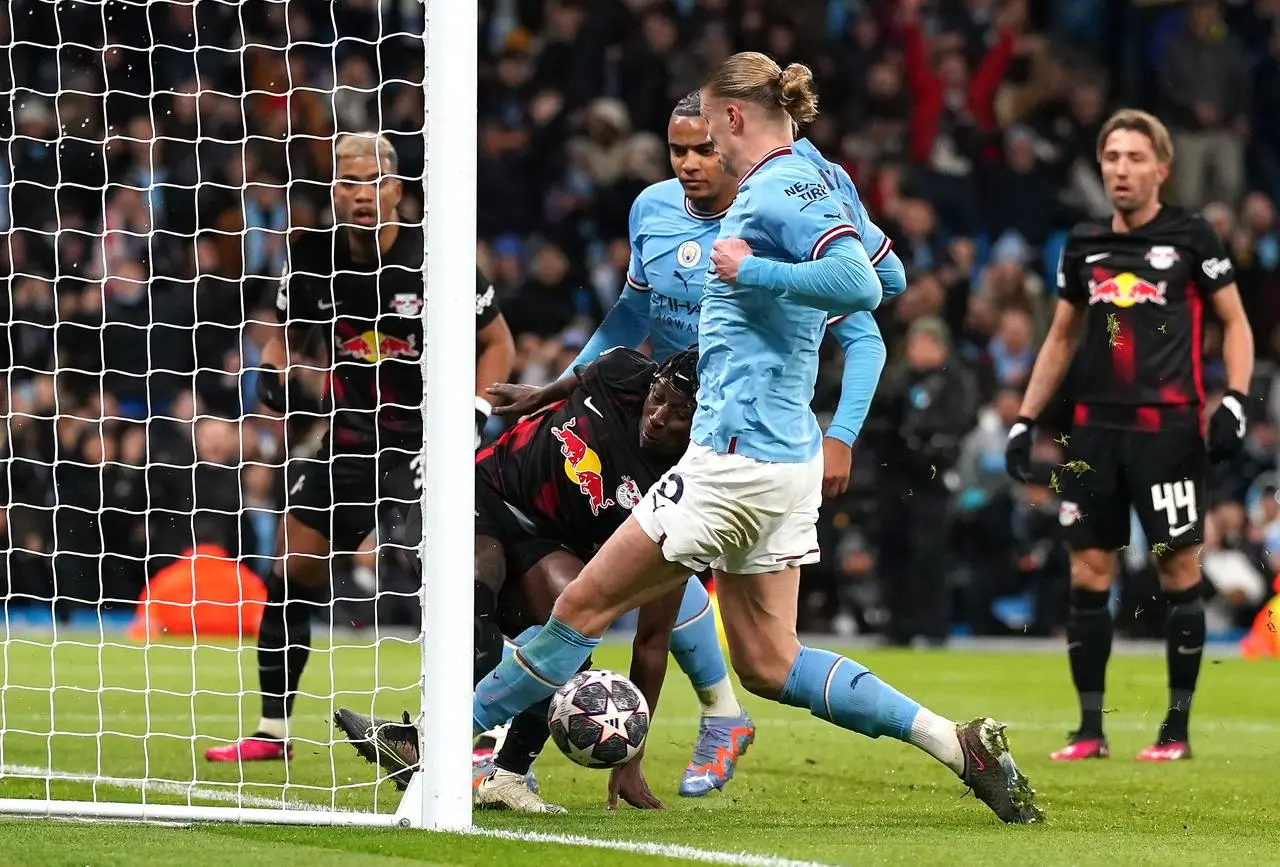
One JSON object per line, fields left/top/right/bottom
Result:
{"left": 1207, "top": 389, "right": 1248, "bottom": 463}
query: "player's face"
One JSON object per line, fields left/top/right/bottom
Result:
{"left": 639, "top": 380, "right": 694, "bottom": 458}
{"left": 699, "top": 89, "right": 742, "bottom": 177}
{"left": 1099, "top": 129, "right": 1169, "bottom": 214}
{"left": 668, "top": 115, "right": 727, "bottom": 202}
{"left": 333, "top": 155, "right": 403, "bottom": 229}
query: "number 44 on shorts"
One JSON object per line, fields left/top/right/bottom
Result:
{"left": 1151, "top": 480, "right": 1198, "bottom": 537}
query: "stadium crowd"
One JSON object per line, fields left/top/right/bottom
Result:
{"left": 3, "top": 0, "right": 1280, "bottom": 641}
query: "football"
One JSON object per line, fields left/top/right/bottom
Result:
{"left": 547, "top": 669, "right": 650, "bottom": 768}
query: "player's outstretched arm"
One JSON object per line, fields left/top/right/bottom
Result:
{"left": 608, "top": 585, "right": 683, "bottom": 810}
{"left": 565, "top": 285, "right": 652, "bottom": 375}
{"left": 820, "top": 312, "right": 887, "bottom": 498}
{"left": 726, "top": 234, "right": 883, "bottom": 314}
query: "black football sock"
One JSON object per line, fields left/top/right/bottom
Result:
{"left": 1160, "top": 582, "right": 1205, "bottom": 744}
{"left": 473, "top": 583, "right": 505, "bottom": 688}
{"left": 1067, "top": 587, "right": 1113, "bottom": 739}
{"left": 257, "top": 570, "right": 322, "bottom": 727}
{"left": 495, "top": 699, "right": 552, "bottom": 777}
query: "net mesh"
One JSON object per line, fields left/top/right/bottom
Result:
{"left": 2, "top": 0, "right": 427, "bottom": 814}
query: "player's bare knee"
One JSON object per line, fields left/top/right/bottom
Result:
{"left": 1070, "top": 549, "right": 1114, "bottom": 592}
{"left": 1156, "top": 545, "right": 1201, "bottom": 592}
{"left": 725, "top": 638, "right": 793, "bottom": 700}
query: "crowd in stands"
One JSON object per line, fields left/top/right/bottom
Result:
{"left": 3, "top": 0, "right": 1280, "bottom": 640}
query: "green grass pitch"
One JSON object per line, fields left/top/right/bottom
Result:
{"left": 0, "top": 635, "right": 1276, "bottom": 866}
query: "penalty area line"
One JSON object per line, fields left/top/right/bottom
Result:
{"left": 463, "top": 827, "right": 836, "bottom": 867}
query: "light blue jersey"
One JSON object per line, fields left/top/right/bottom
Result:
{"left": 571, "top": 171, "right": 898, "bottom": 446}
{"left": 624, "top": 178, "right": 721, "bottom": 361}
{"left": 792, "top": 138, "right": 900, "bottom": 295}
{"left": 694, "top": 147, "right": 881, "bottom": 463}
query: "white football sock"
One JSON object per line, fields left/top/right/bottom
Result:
{"left": 907, "top": 708, "right": 964, "bottom": 775}
{"left": 695, "top": 677, "right": 742, "bottom": 718}
{"left": 256, "top": 717, "right": 288, "bottom": 740}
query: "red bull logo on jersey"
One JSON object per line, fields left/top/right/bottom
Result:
{"left": 551, "top": 417, "right": 614, "bottom": 516}
{"left": 1087, "top": 272, "right": 1167, "bottom": 308}
{"left": 336, "top": 330, "right": 420, "bottom": 362}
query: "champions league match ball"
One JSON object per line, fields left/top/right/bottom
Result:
{"left": 547, "top": 670, "right": 650, "bottom": 768}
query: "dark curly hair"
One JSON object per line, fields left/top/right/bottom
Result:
{"left": 654, "top": 347, "right": 699, "bottom": 402}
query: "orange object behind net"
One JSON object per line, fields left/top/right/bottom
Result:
{"left": 1240, "top": 574, "right": 1280, "bottom": 660}
{"left": 130, "top": 545, "right": 267, "bottom": 641}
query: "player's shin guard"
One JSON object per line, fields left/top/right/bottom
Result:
{"left": 257, "top": 571, "right": 323, "bottom": 729}
{"left": 473, "top": 616, "right": 598, "bottom": 734}
{"left": 671, "top": 579, "right": 739, "bottom": 713}
{"left": 1160, "top": 582, "right": 1205, "bottom": 743}
{"left": 1067, "top": 587, "right": 1112, "bottom": 738}
{"left": 779, "top": 646, "right": 919, "bottom": 741}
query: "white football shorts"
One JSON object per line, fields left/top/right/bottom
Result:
{"left": 631, "top": 441, "right": 823, "bottom": 575}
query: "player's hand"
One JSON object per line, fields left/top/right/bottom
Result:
{"left": 1207, "top": 390, "right": 1248, "bottom": 463}
{"left": 1005, "top": 416, "right": 1035, "bottom": 483}
{"left": 256, "top": 364, "right": 288, "bottom": 413}
{"left": 607, "top": 751, "right": 665, "bottom": 810}
{"left": 486, "top": 382, "right": 546, "bottom": 418}
{"left": 821, "top": 437, "right": 853, "bottom": 498}
{"left": 711, "top": 238, "right": 752, "bottom": 284}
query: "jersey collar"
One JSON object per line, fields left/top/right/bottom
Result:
{"left": 684, "top": 198, "right": 730, "bottom": 221}
{"left": 738, "top": 146, "right": 792, "bottom": 187}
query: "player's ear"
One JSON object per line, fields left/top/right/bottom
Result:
{"left": 1156, "top": 161, "right": 1170, "bottom": 187}
{"left": 727, "top": 103, "right": 743, "bottom": 135}
{"left": 388, "top": 177, "right": 403, "bottom": 206}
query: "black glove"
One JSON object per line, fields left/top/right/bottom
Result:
{"left": 1005, "top": 416, "right": 1035, "bottom": 483}
{"left": 256, "top": 364, "right": 288, "bottom": 413}
{"left": 257, "top": 364, "right": 324, "bottom": 416}
{"left": 1207, "top": 389, "right": 1248, "bottom": 463}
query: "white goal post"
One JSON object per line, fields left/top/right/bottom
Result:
{"left": 0, "top": 0, "right": 475, "bottom": 829}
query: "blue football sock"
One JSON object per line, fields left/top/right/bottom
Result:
{"left": 779, "top": 646, "right": 920, "bottom": 740}
{"left": 473, "top": 616, "right": 598, "bottom": 734}
{"left": 670, "top": 578, "right": 729, "bottom": 692}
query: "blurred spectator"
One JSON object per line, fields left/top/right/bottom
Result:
{"left": 873, "top": 317, "right": 979, "bottom": 646}
{"left": 1159, "top": 0, "right": 1250, "bottom": 209}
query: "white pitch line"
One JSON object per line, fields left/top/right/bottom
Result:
{"left": 0, "top": 763, "right": 837, "bottom": 867}
{"left": 460, "top": 827, "right": 835, "bottom": 867}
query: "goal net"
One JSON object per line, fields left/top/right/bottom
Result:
{"left": 0, "top": 0, "right": 474, "bottom": 827}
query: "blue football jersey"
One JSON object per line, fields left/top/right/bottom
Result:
{"left": 791, "top": 138, "right": 894, "bottom": 270}
{"left": 625, "top": 178, "right": 724, "bottom": 362}
{"left": 694, "top": 146, "right": 874, "bottom": 464}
